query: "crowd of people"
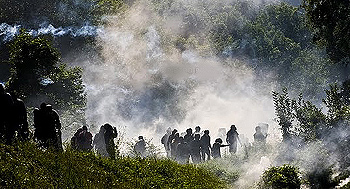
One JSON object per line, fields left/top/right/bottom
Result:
{"left": 161, "top": 124, "right": 268, "bottom": 164}
{"left": 1, "top": 83, "right": 268, "bottom": 162}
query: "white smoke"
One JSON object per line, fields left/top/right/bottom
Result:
{"left": 82, "top": 0, "right": 281, "bottom": 148}
{"left": 0, "top": 23, "right": 102, "bottom": 42}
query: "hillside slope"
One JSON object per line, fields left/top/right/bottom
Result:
{"left": 0, "top": 142, "right": 225, "bottom": 188}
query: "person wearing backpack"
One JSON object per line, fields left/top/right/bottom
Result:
{"left": 77, "top": 125, "right": 93, "bottom": 151}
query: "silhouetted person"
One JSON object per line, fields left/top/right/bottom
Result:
{"left": 184, "top": 128, "right": 194, "bottom": 143}
{"left": 254, "top": 126, "right": 267, "bottom": 144}
{"left": 167, "top": 129, "right": 178, "bottom": 158}
{"left": 194, "top": 125, "right": 201, "bottom": 136}
{"left": 134, "top": 136, "right": 146, "bottom": 157}
{"left": 34, "top": 103, "right": 62, "bottom": 150}
{"left": 212, "top": 138, "right": 229, "bottom": 159}
{"left": 104, "top": 123, "right": 118, "bottom": 159}
{"left": 226, "top": 125, "right": 241, "bottom": 154}
{"left": 170, "top": 133, "right": 180, "bottom": 159}
{"left": 71, "top": 128, "right": 83, "bottom": 150}
{"left": 161, "top": 127, "right": 172, "bottom": 157}
{"left": 93, "top": 125, "right": 108, "bottom": 156}
{"left": 10, "top": 92, "right": 29, "bottom": 141}
{"left": 201, "top": 130, "right": 211, "bottom": 161}
{"left": 34, "top": 103, "right": 49, "bottom": 148}
{"left": 190, "top": 134, "right": 201, "bottom": 163}
{"left": 176, "top": 137, "right": 190, "bottom": 164}
{"left": 0, "top": 84, "right": 13, "bottom": 143}
{"left": 46, "top": 104, "right": 62, "bottom": 150}
{"left": 73, "top": 125, "right": 93, "bottom": 151}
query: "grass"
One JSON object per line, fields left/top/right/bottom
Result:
{"left": 0, "top": 141, "right": 226, "bottom": 188}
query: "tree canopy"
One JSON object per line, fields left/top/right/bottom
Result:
{"left": 302, "top": 0, "right": 350, "bottom": 63}
{"left": 6, "top": 30, "right": 86, "bottom": 112}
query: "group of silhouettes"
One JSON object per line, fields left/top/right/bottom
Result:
{"left": 1, "top": 83, "right": 268, "bottom": 162}
{"left": 71, "top": 123, "right": 118, "bottom": 158}
{"left": 0, "top": 84, "right": 65, "bottom": 150}
{"left": 161, "top": 124, "right": 268, "bottom": 164}
{"left": 71, "top": 124, "right": 147, "bottom": 158}
{"left": 0, "top": 83, "right": 147, "bottom": 159}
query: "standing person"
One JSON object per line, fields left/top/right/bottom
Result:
{"left": 167, "top": 129, "right": 178, "bottom": 158}
{"left": 34, "top": 103, "right": 47, "bottom": 147}
{"left": 212, "top": 138, "right": 229, "bottom": 159}
{"left": 253, "top": 126, "right": 267, "bottom": 144}
{"left": 71, "top": 128, "right": 83, "bottom": 150}
{"left": 46, "top": 104, "right": 62, "bottom": 151}
{"left": 104, "top": 123, "right": 118, "bottom": 159}
{"left": 134, "top": 136, "right": 146, "bottom": 157}
{"left": 161, "top": 127, "right": 172, "bottom": 157}
{"left": 170, "top": 133, "right": 180, "bottom": 159}
{"left": 176, "top": 137, "right": 190, "bottom": 164}
{"left": 73, "top": 125, "right": 93, "bottom": 151}
{"left": 226, "top": 125, "right": 241, "bottom": 154}
{"left": 190, "top": 134, "right": 201, "bottom": 163}
{"left": 93, "top": 125, "right": 108, "bottom": 156}
{"left": 200, "top": 130, "right": 211, "bottom": 161}
{"left": 10, "top": 92, "right": 29, "bottom": 141}
{"left": 0, "top": 84, "right": 13, "bottom": 143}
{"left": 194, "top": 125, "right": 201, "bottom": 136}
{"left": 184, "top": 128, "right": 194, "bottom": 144}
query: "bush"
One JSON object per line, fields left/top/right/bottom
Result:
{"left": 259, "top": 164, "right": 301, "bottom": 189}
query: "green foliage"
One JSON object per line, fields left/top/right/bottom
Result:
{"left": 302, "top": 0, "right": 350, "bottom": 63}
{"left": 305, "top": 164, "right": 335, "bottom": 189}
{"left": 5, "top": 30, "right": 86, "bottom": 129}
{"left": 248, "top": 3, "right": 307, "bottom": 65}
{"left": 259, "top": 164, "right": 301, "bottom": 189}
{"left": 294, "top": 95, "right": 326, "bottom": 142}
{"left": 273, "top": 89, "right": 328, "bottom": 143}
{"left": 7, "top": 30, "right": 59, "bottom": 98}
{"left": 6, "top": 30, "right": 86, "bottom": 110}
{"left": 0, "top": 0, "right": 126, "bottom": 27}
{"left": 200, "top": 156, "right": 241, "bottom": 185}
{"left": 125, "top": 137, "right": 163, "bottom": 157}
{"left": 247, "top": 3, "right": 332, "bottom": 97}
{"left": 323, "top": 81, "right": 350, "bottom": 125}
{"left": 289, "top": 48, "right": 332, "bottom": 99}
{"left": 209, "top": 3, "right": 252, "bottom": 54}
{"left": 92, "top": 0, "right": 127, "bottom": 20}
{"left": 0, "top": 141, "right": 225, "bottom": 188}
{"left": 0, "top": 0, "right": 94, "bottom": 27}
{"left": 272, "top": 89, "right": 295, "bottom": 143}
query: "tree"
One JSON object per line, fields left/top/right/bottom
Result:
{"left": 302, "top": 0, "right": 350, "bottom": 63}
{"left": 272, "top": 89, "right": 295, "bottom": 143}
{"left": 7, "top": 30, "right": 59, "bottom": 99}
{"left": 248, "top": 3, "right": 310, "bottom": 65}
{"left": 6, "top": 30, "right": 86, "bottom": 123}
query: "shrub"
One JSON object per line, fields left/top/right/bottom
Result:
{"left": 259, "top": 164, "right": 301, "bottom": 189}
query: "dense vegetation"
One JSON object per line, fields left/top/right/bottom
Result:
{"left": 0, "top": 141, "right": 225, "bottom": 188}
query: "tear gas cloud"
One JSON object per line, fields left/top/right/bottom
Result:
{"left": 83, "top": 0, "right": 281, "bottom": 146}
{"left": 0, "top": 23, "right": 101, "bottom": 42}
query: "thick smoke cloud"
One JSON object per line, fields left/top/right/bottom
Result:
{"left": 83, "top": 0, "right": 281, "bottom": 146}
